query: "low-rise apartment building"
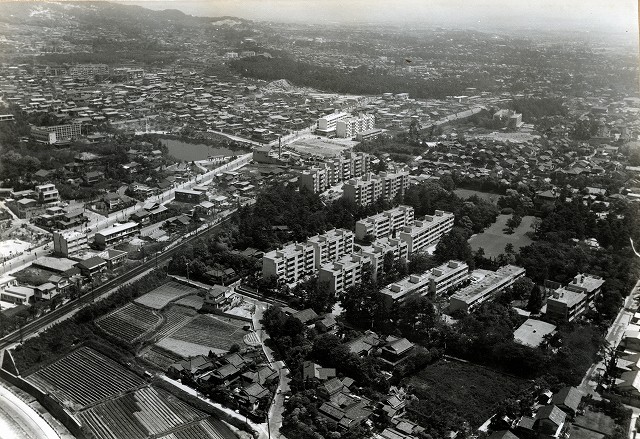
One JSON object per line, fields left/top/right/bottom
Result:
{"left": 316, "top": 112, "right": 350, "bottom": 136}
{"left": 564, "top": 274, "right": 604, "bottom": 303}
{"left": 53, "top": 230, "right": 88, "bottom": 257}
{"left": 262, "top": 243, "right": 315, "bottom": 284}
{"left": 546, "top": 288, "right": 588, "bottom": 322}
{"left": 380, "top": 271, "right": 432, "bottom": 309}
{"left": 398, "top": 210, "right": 454, "bottom": 254}
{"left": 449, "top": 265, "right": 526, "bottom": 313}
{"left": 343, "top": 169, "right": 410, "bottom": 206}
{"left": 318, "top": 254, "right": 371, "bottom": 295}
{"left": 94, "top": 221, "right": 140, "bottom": 250}
{"left": 429, "top": 260, "right": 470, "bottom": 296}
{"left": 31, "top": 120, "right": 83, "bottom": 144}
{"left": 357, "top": 237, "right": 408, "bottom": 278}
{"left": 307, "top": 229, "right": 354, "bottom": 269}
{"left": 35, "top": 183, "right": 60, "bottom": 205}
{"left": 355, "top": 205, "right": 415, "bottom": 240}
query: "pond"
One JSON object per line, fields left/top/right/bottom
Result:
{"left": 160, "top": 138, "right": 241, "bottom": 162}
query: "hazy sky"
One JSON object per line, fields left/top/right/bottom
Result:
{"left": 122, "top": 0, "right": 638, "bottom": 34}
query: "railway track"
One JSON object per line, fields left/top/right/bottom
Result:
{"left": 0, "top": 216, "right": 233, "bottom": 351}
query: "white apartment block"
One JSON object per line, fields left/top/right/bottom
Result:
{"left": 31, "top": 120, "right": 83, "bottom": 143}
{"left": 398, "top": 210, "right": 454, "bottom": 254}
{"left": 336, "top": 113, "right": 375, "bottom": 138}
{"left": 318, "top": 254, "right": 371, "bottom": 295}
{"left": 317, "top": 112, "right": 350, "bottom": 136}
{"left": 307, "top": 229, "right": 355, "bottom": 269}
{"left": 545, "top": 273, "right": 603, "bottom": 322}
{"left": 53, "top": 230, "right": 88, "bottom": 257}
{"left": 380, "top": 271, "right": 432, "bottom": 309}
{"left": 429, "top": 260, "right": 470, "bottom": 296}
{"left": 355, "top": 205, "right": 415, "bottom": 240}
{"left": 69, "top": 64, "right": 109, "bottom": 78}
{"left": 449, "top": 265, "right": 526, "bottom": 313}
{"left": 35, "top": 183, "right": 60, "bottom": 204}
{"left": 262, "top": 243, "right": 315, "bottom": 284}
{"left": 94, "top": 221, "right": 140, "bottom": 250}
{"left": 299, "top": 153, "right": 371, "bottom": 194}
{"left": 357, "top": 237, "right": 408, "bottom": 278}
{"left": 343, "top": 169, "right": 410, "bottom": 206}
{"left": 299, "top": 165, "right": 330, "bottom": 193}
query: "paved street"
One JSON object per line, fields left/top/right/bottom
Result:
{"left": 0, "top": 382, "right": 60, "bottom": 439}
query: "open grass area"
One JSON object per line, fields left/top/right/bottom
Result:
{"left": 454, "top": 188, "right": 501, "bottom": 204}
{"left": 407, "top": 358, "right": 530, "bottom": 431}
{"left": 468, "top": 214, "right": 536, "bottom": 258}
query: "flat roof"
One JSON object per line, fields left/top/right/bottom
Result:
{"left": 96, "top": 221, "right": 139, "bottom": 238}
{"left": 514, "top": 319, "right": 556, "bottom": 348}
{"left": 33, "top": 256, "right": 78, "bottom": 273}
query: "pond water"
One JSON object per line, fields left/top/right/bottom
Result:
{"left": 161, "top": 138, "right": 240, "bottom": 162}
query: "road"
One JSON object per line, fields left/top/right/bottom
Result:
{"left": 0, "top": 383, "right": 60, "bottom": 439}
{"left": 579, "top": 282, "right": 639, "bottom": 397}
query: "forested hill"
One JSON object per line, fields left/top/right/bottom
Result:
{"left": 228, "top": 55, "right": 496, "bottom": 99}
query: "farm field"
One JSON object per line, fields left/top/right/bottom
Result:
{"left": 454, "top": 188, "right": 500, "bottom": 204}
{"left": 156, "top": 315, "right": 249, "bottom": 357}
{"left": 154, "top": 305, "right": 198, "bottom": 340}
{"left": 96, "top": 303, "right": 162, "bottom": 343}
{"left": 135, "top": 281, "right": 202, "bottom": 310}
{"left": 77, "top": 386, "right": 209, "bottom": 439}
{"left": 407, "top": 359, "right": 529, "bottom": 430}
{"left": 26, "top": 347, "right": 145, "bottom": 410}
{"left": 174, "top": 295, "right": 204, "bottom": 310}
{"left": 468, "top": 214, "right": 535, "bottom": 258}
{"left": 139, "top": 345, "right": 183, "bottom": 370}
{"left": 158, "top": 418, "right": 237, "bottom": 439}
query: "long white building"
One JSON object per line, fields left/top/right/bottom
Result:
{"left": 355, "top": 205, "right": 415, "bottom": 240}
{"left": 449, "top": 265, "right": 526, "bottom": 313}
{"left": 299, "top": 152, "right": 371, "bottom": 194}
{"left": 316, "top": 112, "right": 350, "bottom": 136}
{"left": 318, "top": 254, "right": 371, "bottom": 295}
{"left": 398, "top": 210, "right": 454, "bottom": 254}
{"left": 307, "top": 229, "right": 354, "bottom": 269}
{"left": 336, "top": 113, "right": 375, "bottom": 138}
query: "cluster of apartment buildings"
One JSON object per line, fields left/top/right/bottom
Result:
{"left": 298, "top": 151, "right": 370, "bottom": 194}
{"left": 316, "top": 112, "right": 375, "bottom": 138}
{"left": 262, "top": 206, "right": 454, "bottom": 295}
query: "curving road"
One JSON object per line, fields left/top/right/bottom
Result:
{"left": 0, "top": 384, "right": 60, "bottom": 439}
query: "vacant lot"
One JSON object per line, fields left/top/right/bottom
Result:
{"left": 407, "top": 359, "right": 529, "bottom": 431}
{"left": 469, "top": 214, "right": 535, "bottom": 258}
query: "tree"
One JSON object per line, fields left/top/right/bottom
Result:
{"left": 512, "top": 277, "right": 534, "bottom": 299}
{"left": 434, "top": 229, "right": 474, "bottom": 268}
{"left": 526, "top": 285, "right": 544, "bottom": 313}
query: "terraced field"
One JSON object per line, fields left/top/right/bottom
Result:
{"left": 135, "top": 281, "right": 202, "bottom": 310}
{"left": 174, "top": 295, "right": 204, "bottom": 310}
{"left": 96, "top": 303, "right": 162, "bottom": 343}
{"left": 27, "top": 347, "right": 144, "bottom": 409}
{"left": 77, "top": 386, "right": 212, "bottom": 439}
{"left": 154, "top": 306, "right": 198, "bottom": 340}
{"left": 139, "top": 345, "right": 183, "bottom": 370}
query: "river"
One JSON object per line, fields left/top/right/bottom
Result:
{"left": 160, "top": 138, "right": 242, "bottom": 162}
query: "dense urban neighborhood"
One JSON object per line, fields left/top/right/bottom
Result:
{"left": 0, "top": 2, "right": 638, "bottom": 439}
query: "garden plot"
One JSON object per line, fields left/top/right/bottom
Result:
{"left": 96, "top": 303, "right": 162, "bottom": 343}
{"left": 135, "top": 281, "right": 202, "bottom": 310}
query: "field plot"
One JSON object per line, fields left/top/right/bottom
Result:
{"left": 159, "top": 417, "right": 237, "bottom": 439}
{"left": 154, "top": 306, "right": 198, "bottom": 339}
{"left": 77, "top": 386, "right": 209, "bottom": 439}
{"left": 174, "top": 295, "right": 204, "bottom": 310}
{"left": 135, "top": 281, "right": 202, "bottom": 310}
{"left": 139, "top": 345, "right": 183, "bottom": 370}
{"left": 157, "top": 315, "right": 249, "bottom": 357}
{"left": 96, "top": 303, "right": 162, "bottom": 343}
{"left": 27, "top": 347, "right": 144, "bottom": 409}
{"left": 469, "top": 214, "right": 535, "bottom": 258}
{"left": 408, "top": 359, "right": 529, "bottom": 429}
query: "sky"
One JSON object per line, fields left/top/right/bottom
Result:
{"left": 121, "top": 0, "right": 639, "bottom": 35}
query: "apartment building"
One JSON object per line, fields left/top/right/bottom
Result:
{"left": 343, "top": 169, "right": 410, "bottom": 206}
{"left": 357, "top": 237, "right": 408, "bottom": 278}
{"left": 355, "top": 205, "right": 415, "bottom": 240}
{"left": 544, "top": 273, "right": 603, "bottom": 322}
{"left": 307, "top": 229, "right": 355, "bottom": 269}
{"left": 94, "top": 221, "right": 140, "bottom": 250}
{"left": 53, "top": 230, "right": 88, "bottom": 257}
{"left": 31, "top": 120, "right": 83, "bottom": 143}
{"left": 299, "top": 153, "right": 371, "bottom": 194}
{"left": 262, "top": 243, "right": 315, "bottom": 284}
{"left": 398, "top": 210, "right": 454, "bottom": 254}
{"left": 299, "top": 165, "right": 330, "bottom": 194}
{"left": 318, "top": 254, "right": 371, "bottom": 295}
{"left": 429, "top": 260, "right": 470, "bottom": 296}
{"left": 69, "top": 63, "right": 109, "bottom": 78}
{"left": 336, "top": 113, "right": 375, "bottom": 138}
{"left": 449, "top": 265, "right": 526, "bottom": 313}
{"left": 546, "top": 288, "right": 588, "bottom": 322}
{"left": 35, "top": 183, "right": 60, "bottom": 204}
{"left": 316, "top": 112, "right": 350, "bottom": 136}
{"left": 380, "top": 271, "right": 432, "bottom": 309}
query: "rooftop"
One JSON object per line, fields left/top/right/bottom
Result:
{"left": 513, "top": 319, "right": 556, "bottom": 348}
